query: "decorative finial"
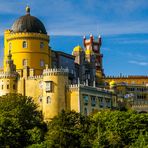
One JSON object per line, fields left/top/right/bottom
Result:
{"left": 26, "top": 5, "right": 30, "bottom": 14}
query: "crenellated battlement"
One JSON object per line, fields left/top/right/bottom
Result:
{"left": 68, "top": 84, "right": 111, "bottom": 93}
{"left": 83, "top": 34, "right": 102, "bottom": 46}
{"left": 0, "top": 72, "right": 17, "bottom": 78}
{"left": 43, "top": 68, "right": 69, "bottom": 76}
{"left": 6, "top": 32, "right": 49, "bottom": 42}
{"left": 105, "top": 75, "right": 148, "bottom": 79}
{"left": 28, "top": 75, "right": 43, "bottom": 80}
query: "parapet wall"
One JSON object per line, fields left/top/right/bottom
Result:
{"left": 43, "top": 68, "right": 69, "bottom": 76}
{"left": 6, "top": 31, "right": 49, "bottom": 42}
{"left": 68, "top": 84, "right": 111, "bottom": 93}
{"left": 105, "top": 75, "right": 148, "bottom": 79}
{"left": 0, "top": 72, "right": 17, "bottom": 78}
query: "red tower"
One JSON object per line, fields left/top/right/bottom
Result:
{"left": 83, "top": 34, "right": 104, "bottom": 78}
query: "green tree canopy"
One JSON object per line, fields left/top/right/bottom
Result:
{"left": 0, "top": 93, "right": 46, "bottom": 148}
{"left": 91, "top": 110, "right": 148, "bottom": 148}
{"left": 43, "top": 110, "right": 92, "bottom": 148}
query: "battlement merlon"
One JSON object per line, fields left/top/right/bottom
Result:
{"left": 43, "top": 68, "right": 69, "bottom": 76}
{"left": 5, "top": 31, "right": 49, "bottom": 42}
{"left": 83, "top": 34, "right": 102, "bottom": 47}
{"left": 105, "top": 75, "right": 148, "bottom": 79}
{"left": 0, "top": 72, "right": 18, "bottom": 78}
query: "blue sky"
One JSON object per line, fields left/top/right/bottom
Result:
{"left": 0, "top": 0, "right": 148, "bottom": 76}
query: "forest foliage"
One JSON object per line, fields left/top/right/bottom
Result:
{"left": 0, "top": 94, "right": 147, "bottom": 148}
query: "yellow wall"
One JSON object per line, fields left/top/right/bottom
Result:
{"left": 104, "top": 77, "right": 148, "bottom": 85}
{"left": 67, "top": 89, "right": 80, "bottom": 112}
{"left": 42, "top": 71, "right": 68, "bottom": 120}
{"left": 4, "top": 31, "right": 51, "bottom": 75}
{"left": 0, "top": 77, "right": 17, "bottom": 96}
{"left": 25, "top": 78, "right": 43, "bottom": 110}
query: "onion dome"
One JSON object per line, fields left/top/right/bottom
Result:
{"left": 73, "top": 45, "right": 83, "bottom": 52}
{"left": 11, "top": 6, "right": 47, "bottom": 34}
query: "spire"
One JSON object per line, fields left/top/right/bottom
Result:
{"left": 26, "top": 5, "right": 30, "bottom": 15}
{"left": 7, "top": 50, "right": 12, "bottom": 60}
{"left": 5, "top": 50, "right": 16, "bottom": 73}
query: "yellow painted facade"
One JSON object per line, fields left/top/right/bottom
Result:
{"left": 0, "top": 6, "right": 147, "bottom": 121}
{"left": 104, "top": 76, "right": 148, "bottom": 85}
{"left": 4, "top": 30, "right": 51, "bottom": 75}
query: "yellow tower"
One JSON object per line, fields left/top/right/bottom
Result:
{"left": 4, "top": 6, "right": 51, "bottom": 75}
{"left": 42, "top": 66, "right": 69, "bottom": 120}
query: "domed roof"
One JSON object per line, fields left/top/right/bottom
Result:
{"left": 11, "top": 6, "right": 47, "bottom": 34}
{"left": 73, "top": 45, "right": 83, "bottom": 52}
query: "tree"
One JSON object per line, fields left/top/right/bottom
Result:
{"left": 130, "top": 132, "right": 148, "bottom": 148}
{"left": 44, "top": 110, "right": 92, "bottom": 148}
{"left": 91, "top": 109, "right": 148, "bottom": 148}
{"left": 0, "top": 94, "right": 46, "bottom": 148}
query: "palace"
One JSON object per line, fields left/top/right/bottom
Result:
{"left": 0, "top": 7, "right": 148, "bottom": 120}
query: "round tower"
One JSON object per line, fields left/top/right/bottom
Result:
{"left": 42, "top": 67, "right": 69, "bottom": 120}
{"left": 0, "top": 73, "right": 17, "bottom": 96}
{"left": 4, "top": 6, "right": 51, "bottom": 75}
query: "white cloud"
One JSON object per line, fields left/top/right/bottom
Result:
{"left": 0, "top": 0, "right": 148, "bottom": 35}
{"left": 129, "top": 60, "right": 148, "bottom": 66}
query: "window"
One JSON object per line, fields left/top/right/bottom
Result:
{"left": 38, "top": 96, "right": 42, "bottom": 103}
{"left": 40, "top": 42, "right": 44, "bottom": 49}
{"left": 47, "top": 96, "right": 51, "bottom": 104}
{"left": 46, "top": 81, "right": 52, "bottom": 92}
{"left": 91, "top": 96, "right": 96, "bottom": 107}
{"left": 83, "top": 95, "right": 88, "bottom": 105}
{"left": 40, "top": 60, "right": 44, "bottom": 67}
{"left": 22, "top": 41, "right": 27, "bottom": 48}
{"left": 99, "top": 97, "right": 103, "bottom": 108}
{"left": 1, "top": 85, "right": 3, "bottom": 90}
{"left": 13, "top": 84, "right": 15, "bottom": 90}
{"left": 9, "top": 43, "right": 12, "bottom": 50}
{"left": 22, "top": 59, "right": 27, "bottom": 66}
{"left": 7, "top": 85, "right": 9, "bottom": 89}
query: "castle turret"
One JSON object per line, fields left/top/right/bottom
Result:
{"left": 4, "top": 6, "right": 51, "bottom": 75}
{"left": 83, "top": 34, "right": 104, "bottom": 86}
{"left": 42, "top": 66, "right": 69, "bottom": 120}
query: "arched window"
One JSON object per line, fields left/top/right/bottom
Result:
{"left": 13, "top": 84, "right": 16, "bottom": 90}
{"left": 38, "top": 96, "right": 42, "bottom": 103}
{"left": 40, "top": 42, "right": 44, "bottom": 49}
{"left": 47, "top": 96, "right": 51, "bottom": 104}
{"left": 40, "top": 60, "right": 44, "bottom": 67}
{"left": 22, "top": 59, "right": 27, "bottom": 66}
{"left": 22, "top": 41, "right": 27, "bottom": 48}
{"left": 7, "top": 85, "right": 9, "bottom": 89}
